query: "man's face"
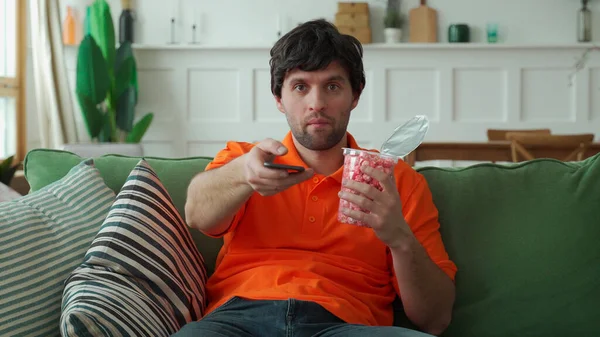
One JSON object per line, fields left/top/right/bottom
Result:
{"left": 275, "top": 61, "right": 360, "bottom": 151}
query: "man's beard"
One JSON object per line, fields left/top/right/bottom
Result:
{"left": 287, "top": 113, "right": 349, "bottom": 151}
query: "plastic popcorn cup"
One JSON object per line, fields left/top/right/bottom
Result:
{"left": 338, "top": 148, "right": 399, "bottom": 227}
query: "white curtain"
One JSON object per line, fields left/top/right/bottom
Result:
{"left": 29, "top": 0, "right": 79, "bottom": 149}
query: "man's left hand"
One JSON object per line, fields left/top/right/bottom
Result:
{"left": 338, "top": 163, "right": 413, "bottom": 249}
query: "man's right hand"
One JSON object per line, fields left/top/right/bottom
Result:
{"left": 242, "top": 138, "right": 314, "bottom": 196}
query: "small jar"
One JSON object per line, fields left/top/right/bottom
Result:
{"left": 448, "top": 24, "right": 470, "bottom": 43}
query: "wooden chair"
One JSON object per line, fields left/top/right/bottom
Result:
{"left": 505, "top": 132, "right": 595, "bottom": 162}
{"left": 487, "top": 128, "right": 551, "bottom": 141}
{"left": 486, "top": 129, "right": 552, "bottom": 163}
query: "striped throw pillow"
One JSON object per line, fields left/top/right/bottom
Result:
{"left": 60, "top": 159, "right": 207, "bottom": 336}
{"left": 0, "top": 159, "right": 116, "bottom": 337}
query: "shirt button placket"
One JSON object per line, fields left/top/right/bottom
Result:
{"left": 306, "top": 177, "right": 322, "bottom": 230}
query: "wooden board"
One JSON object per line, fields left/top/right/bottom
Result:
{"left": 409, "top": 0, "right": 438, "bottom": 43}
{"left": 335, "top": 12, "right": 369, "bottom": 28}
{"left": 337, "top": 26, "right": 372, "bottom": 44}
{"left": 337, "top": 2, "right": 369, "bottom": 14}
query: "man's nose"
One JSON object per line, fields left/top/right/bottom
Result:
{"left": 308, "top": 89, "right": 327, "bottom": 112}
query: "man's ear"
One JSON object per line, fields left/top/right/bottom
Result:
{"left": 275, "top": 95, "right": 285, "bottom": 113}
{"left": 351, "top": 84, "right": 364, "bottom": 110}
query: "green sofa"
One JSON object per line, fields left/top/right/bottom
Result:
{"left": 19, "top": 148, "right": 600, "bottom": 336}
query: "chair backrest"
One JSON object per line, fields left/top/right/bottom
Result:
{"left": 505, "top": 132, "right": 595, "bottom": 162}
{"left": 487, "top": 128, "right": 551, "bottom": 141}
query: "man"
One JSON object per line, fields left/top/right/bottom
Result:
{"left": 179, "top": 19, "right": 457, "bottom": 337}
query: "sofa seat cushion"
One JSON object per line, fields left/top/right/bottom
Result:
{"left": 60, "top": 159, "right": 208, "bottom": 336}
{"left": 417, "top": 154, "right": 600, "bottom": 337}
{"left": 0, "top": 160, "right": 115, "bottom": 337}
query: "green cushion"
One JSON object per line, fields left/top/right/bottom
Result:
{"left": 417, "top": 154, "right": 600, "bottom": 337}
{"left": 0, "top": 160, "right": 116, "bottom": 337}
{"left": 23, "top": 148, "right": 223, "bottom": 275}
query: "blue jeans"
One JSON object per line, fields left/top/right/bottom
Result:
{"left": 172, "top": 296, "right": 434, "bottom": 337}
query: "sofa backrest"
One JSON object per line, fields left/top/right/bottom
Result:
{"left": 23, "top": 149, "right": 224, "bottom": 275}
{"left": 418, "top": 154, "right": 600, "bottom": 337}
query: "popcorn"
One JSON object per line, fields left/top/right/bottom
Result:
{"left": 338, "top": 148, "right": 398, "bottom": 227}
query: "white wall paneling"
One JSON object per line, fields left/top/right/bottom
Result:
{"left": 453, "top": 68, "right": 507, "bottom": 123}
{"left": 55, "top": 44, "right": 600, "bottom": 162}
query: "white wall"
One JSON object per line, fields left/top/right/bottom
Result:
{"left": 58, "top": 0, "right": 600, "bottom": 45}
{"left": 23, "top": 0, "right": 600, "bottom": 165}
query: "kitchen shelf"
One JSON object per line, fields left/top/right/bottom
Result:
{"left": 133, "top": 42, "right": 600, "bottom": 52}
{"left": 59, "top": 42, "right": 599, "bottom": 52}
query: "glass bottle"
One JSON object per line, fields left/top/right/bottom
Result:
{"left": 119, "top": 0, "right": 135, "bottom": 44}
{"left": 578, "top": 0, "right": 592, "bottom": 42}
{"left": 62, "top": 6, "right": 77, "bottom": 45}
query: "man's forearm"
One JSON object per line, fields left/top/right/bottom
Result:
{"left": 391, "top": 235, "right": 456, "bottom": 336}
{"left": 184, "top": 156, "right": 254, "bottom": 235}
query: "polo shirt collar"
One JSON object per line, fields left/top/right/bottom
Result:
{"left": 279, "top": 131, "right": 364, "bottom": 184}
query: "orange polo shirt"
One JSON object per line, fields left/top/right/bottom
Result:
{"left": 201, "top": 131, "right": 457, "bottom": 326}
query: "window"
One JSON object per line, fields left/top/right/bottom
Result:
{"left": 0, "top": 0, "right": 26, "bottom": 162}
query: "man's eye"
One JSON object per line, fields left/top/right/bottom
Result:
{"left": 294, "top": 84, "right": 306, "bottom": 91}
{"left": 328, "top": 84, "right": 339, "bottom": 91}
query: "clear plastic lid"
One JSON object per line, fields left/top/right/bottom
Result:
{"left": 380, "top": 115, "right": 430, "bottom": 158}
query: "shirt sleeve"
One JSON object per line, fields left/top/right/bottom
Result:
{"left": 388, "top": 171, "right": 458, "bottom": 297}
{"left": 198, "top": 141, "right": 254, "bottom": 238}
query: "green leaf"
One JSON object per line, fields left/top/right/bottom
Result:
{"left": 115, "top": 42, "right": 136, "bottom": 100}
{"left": 0, "top": 165, "right": 17, "bottom": 186}
{"left": 131, "top": 59, "right": 138, "bottom": 102}
{"left": 0, "top": 155, "right": 17, "bottom": 185}
{"left": 116, "top": 86, "right": 136, "bottom": 132}
{"left": 126, "top": 113, "right": 154, "bottom": 143}
{"left": 97, "top": 112, "right": 113, "bottom": 142}
{"left": 76, "top": 93, "right": 104, "bottom": 139}
{"left": 0, "top": 155, "right": 13, "bottom": 172}
{"left": 89, "top": 0, "right": 115, "bottom": 80}
{"left": 84, "top": 6, "right": 91, "bottom": 36}
{"left": 76, "top": 35, "right": 109, "bottom": 105}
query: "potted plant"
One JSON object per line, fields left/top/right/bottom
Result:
{"left": 0, "top": 155, "right": 18, "bottom": 187}
{"left": 70, "top": 0, "right": 153, "bottom": 157}
{"left": 384, "top": 6, "right": 403, "bottom": 43}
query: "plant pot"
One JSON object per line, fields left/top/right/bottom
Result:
{"left": 384, "top": 28, "right": 403, "bottom": 43}
{"left": 61, "top": 143, "right": 144, "bottom": 158}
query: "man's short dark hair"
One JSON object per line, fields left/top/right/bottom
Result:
{"left": 269, "top": 19, "right": 366, "bottom": 98}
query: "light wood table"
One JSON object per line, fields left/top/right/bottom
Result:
{"left": 405, "top": 141, "right": 600, "bottom": 166}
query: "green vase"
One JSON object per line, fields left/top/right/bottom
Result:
{"left": 448, "top": 24, "right": 470, "bottom": 43}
